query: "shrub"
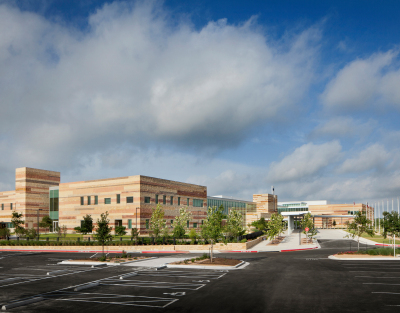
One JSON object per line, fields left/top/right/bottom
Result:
{"left": 240, "top": 238, "right": 247, "bottom": 243}
{"left": 99, "top": 255, "right": 107, "bottom": 262}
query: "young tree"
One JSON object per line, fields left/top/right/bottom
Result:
{"left": 173, "top": 207, "right": 192, "bottom": 239}
{"left": 11, "top": 211, "right": 25, "bottom": 237}
{"left": 39, "top": 215, "right": 53, "bottom": 233}
{"left": 150, "top": 204, "right": 166, "bottom": 239}
{"left": 79, "top": 214, "right": 94, "bottom": 234}
{"left": 188, "top": 228, "right": 198, "bottom": 244}
{"left": 265, "top": 213, "right": 284, "bottom": 241}
{"left": 382, "top": 211, "right": 400, "bottom": 256}
{"left": 346, "top": 211, "right": 375, "bottom": 251}
{"left": 201, "top": 205, "right": 225, "bottom": 262}
{"left": 300, "top": 213, "right": 317, "bottom": 242}
{"left": 0, "top": 227, "right": 10, "bottom": 239}
{"left": 131, "top": 227, "right": 139, "bottom": 244}
{"left": 250, "top": 217, "right": 268, "bottom": 232}
{"left": 94, "top": 212, "right": 113, "bottom": 256}
{"left": 225, "top": 210, "right": 245, "bottom": 239}
{"left": 115, "top": 225, "right": 127, "bottom": 236}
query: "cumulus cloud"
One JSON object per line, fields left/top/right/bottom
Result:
{"left": 267, "top": 141, "right": 342, "bottom": 182}
{"left": 0, "top": 1, "right": 318, "bottom": 174}
{"left": 321, "top": 50, "right": 400, "bottom": 111}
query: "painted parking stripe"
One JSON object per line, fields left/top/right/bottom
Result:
{"left": 100, "top": 279, "right": 205, "bottom": 290}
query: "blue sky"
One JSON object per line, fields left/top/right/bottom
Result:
{"left": 1, "top": 0, "right": 400, "bottom": 207}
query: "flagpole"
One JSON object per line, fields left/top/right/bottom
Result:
{"left": 378, "top": 202, "right": 381, "bottom": 234}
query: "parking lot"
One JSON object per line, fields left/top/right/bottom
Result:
{"left": 1, "top": 241, "right": 400, "bottom": 312}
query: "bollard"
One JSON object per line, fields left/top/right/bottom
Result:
{"left": 17, "top": 237, "right": 19, "bottom": 241}
{"left": 152, "top": 237, "right": 155, "bottom": 245}
{"left": 27, "top": 237, "right": 29, "bottom": 241}
{"left": 131, "top": 237, "right": 133, "bottom": 242}
{"left": 77, "top": 237, "right": 80, "bottom": 242}
{"left": 88, "top": 237, "right": 90, "bottom": 242}
{"left": 120, "top": 237, "right": 122, "bottom": 242}
{"left": 46, "top": 237, "right": 49, "bottom": 241}
{"left": 163, "top": 237, "right": 165, "bottom": 245}
{"left": 57, "top": 237, "right": 59, "bottom": 242}
{"left": 173, "top": 237, "right": 176, "bottom": 245}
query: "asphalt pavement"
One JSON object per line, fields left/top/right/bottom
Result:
{"left": 0, "top": 240, "right": 399, "bottom": 312}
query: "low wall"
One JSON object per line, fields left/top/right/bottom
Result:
{"left": 246, "top": 235, "right": 266, "bottom": 249}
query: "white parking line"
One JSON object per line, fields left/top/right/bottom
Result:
{"left": 100, "top": 279, "right": 205, "bottom": 290}
{"left": 364, "top": 283, "right": 400, "bottom": 285}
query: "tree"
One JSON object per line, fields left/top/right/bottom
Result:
{"left": 0, "top": 227, "right": 10, "bottom": 239}
{"left": 188, "top": 228, "right": 198, "bottom": 244}
{"left": 115, "top": 225, "right": 127, "bottom": 236}
{"left": 11, "top": 212, "right": 25, "bottom": 237}
{"left": 131, "top": 228, "right": 139, "bottom": 244}
{"left": 265, "top": 213, "right": 284, "bottom": 241}
{"left": 382, "top": 211, "right": 400, "bottom": 256}
{"left": 39, "top": 215, "right": 53, "bottom": 233}
{"left": 94, "top": 212, "right": 113, "bottom": 256}
{"left": 225, "top": 210, "right": 245, "bottom": 239}
{"left": 173, "top": 207, "right": 192, "bottom": 239}
{"left": 346, "top": 211, "right": 375, "bottom": 251}
{"left": 300, "top": 213, "right": 317, "bottom": 242}
{"left": 200, "top": 205, "right": 225, "bottom": 262}
{"left": 332, "top": 220, "right": 337, "bottom": 227}
{"left": 25, "top": 228, "right": 37, "bottom": 239}
{"left": 150, "top": 204, "right": 166, "bottom": 239}
{"left": 250, "top": 217, "right": 268, "bottom": 232}
{"left": 75, "top": 214, "right": 94, "bottom": 235}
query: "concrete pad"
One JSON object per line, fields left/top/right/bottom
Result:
{"left": 122, "top": 257, "right": 189, "bottom": 268}
{"left": 167, "top": 261, "right": 248, "bottom": 270}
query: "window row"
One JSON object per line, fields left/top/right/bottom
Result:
{"left": 1, "top": 203, "right": 13, "bottom": 210}
{"left": 80, "top": 195, "right": 134, "bottom": 205}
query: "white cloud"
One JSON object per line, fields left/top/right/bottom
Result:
{"left": 338, "top": 143, "right": 391, "bottom": 174}
{"left": 321, "top": 50, "right": 400, "bottom": 111}
{"left": 267, "top": 141, "right": 342, "bottom": 182}
{"left": 0, "top": 1, "right": 319, "bottom": 174}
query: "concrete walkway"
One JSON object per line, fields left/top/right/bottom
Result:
{"left": 123, "top": 257, "right": 188, "bottom": 267}
{"left": 315, "top": 229, "right": 380, "bottom": 246}
{"left": 251, "top": 229, "right": 319, "bottom": 252}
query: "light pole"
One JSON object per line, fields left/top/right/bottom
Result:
{"left": 37, "top": 209, "right": 42, "bottom": 238}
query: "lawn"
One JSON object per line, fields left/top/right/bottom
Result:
{"left": 345, "top": 230, "right": 399, "bottom": 245}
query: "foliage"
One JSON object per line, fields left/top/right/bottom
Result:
{"left": 25, "top": 228, "right": 37, "bottom": 239}
{"left": 346, "top": 211, "right": 375, "bottom": 250}
{"left": 149, "top": 204, "right": 166, "bottom": 239}
{"left": 39, "top": 215, "right": 53, "bottom": 233}
{"left": 77, "top": 214, "right": 94, "bottom": 234}
{"left": 161, "top": 226, "right": 170, "bottom": 239}
{"left": 382, "top": 211, "right": 400, "bottom": 239}
{"left": 173, "top": 207, "right": 192, "bottom": 239}
{"left": 200, "top": 205, "right": 225, "bottom": 242}
{"left": 94, "top": 211, "right": 113, "bottom": 255}
{"left": 264, "top": 213, "right": 285, "bottom": 240}
{"left": 250, "top": 217, "right": 268, "bottom": 231}
{"left": 0, "top": 227, "right": 10, "bottom": 239}
{"left": 300, "top": 213, "right": 317, "bottom": 240}
{"left": 131, "top": 227, "right": 139, "bottom": 243}
{"left": 115, "top": 225, "right": 127, "bottom": 236}
{"left": 188, "top": 229, "right": 198, "bottom": 244}
{"left": 225, "top": 210, "right": 245, "bottom": 238}
{"left": 11, "top": 211, "right": 25, "bottom": 237}
{"left": 61, "top": 225, "right": 68, "bottom": 238}
{"left": 332, "top": 220, "right": 337, "bottom": 227}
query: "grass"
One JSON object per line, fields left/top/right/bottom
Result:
{"left": 344, "top": 230, "right": 399, "bottom": 245}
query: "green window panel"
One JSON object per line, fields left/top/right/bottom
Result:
{"left": 7, "top": 223, "right": 13, "bottom": 228}
{"left": 163, "top": 195, "right": 166, "bottom": 205}
{"left": 10, "top": 203, "right": 12, "bottom": 210}
{"left": 104, "top": 198, "right": 111, "bottom": 204}
{"left": 95, "top": 196, "right": 98, "bottom": 205}
{"left": 80, "top": 197, "right": 84, "bottom": 205}
{"left": 1, "top": 204, "right": 3, "bottom": 210}
{"left": 170, "top": 219, "right": 173, "bottom": 228}
{"left": 49, "top": 211, "right": 59, "bottom": 220}
{"left": 87, "top": 196, "right": 91, "bottom": 205}
{"left": 155, "top": 195, "right": 158, "bottom": 204}
{"left": 178, "top": 197, "right": 180, "bottom": 206}
{"left": 117, "top": 194, "right": 121, "bottom": 204}
{"left": 193, "top": 223, "right": 197, "bottom": 228}
{"left": 193, "top": 199, "right": 203, "bottom": 207}
{"left": 128, "top": 219, "right": 132, "bottom": 229}
{"left": 145, "top": 219, "right": 149, "bottom": 229}
{"left": 170, "top": 196, "right": 173, "bottom": 205}
{"left": 144, "top": 197, "right": 150, "bottom": 204}
{"left": 127, "top": 196, "right": 134, "bottom": 203}
{"left": 187, "top": 220, "right": 189, "bottom": 228}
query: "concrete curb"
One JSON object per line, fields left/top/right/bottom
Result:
{"left": 58, "top": 256, "right": 157, "bottom": 266}
{"left": 328, "top": 255, "right": 400, "bottom": 261}
{"left": 166, "top": 260, "right": 247, "bottom": 270}
{"left": 1, "top": 297, "right": 44, "bottom": 310}
{"left": 281, "top": 246, "right": 319, "bottom": 252}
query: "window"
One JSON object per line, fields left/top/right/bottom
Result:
{"left": 144, "top": 197, "right": 150, "bottom": 203}
{"left": 117, "top": 194, "right": 121, "bottom": 204}
{"left": 193, "top": 223, "right": 197, "bottom": 228}
{"left": 201, "top": 220, "right": 204, "bottom": 225}
{"left": 128, "top": 219, "right": 132, "bottom": 229}
{"left": 145, "top": 219, "right": 149, "bottom": 229}
{"left": 80, "top": 197, "right": 84, "bottom": 205}
{"left": 80, "top": 220, "right": 84, "bottom": 228}
{"left": 87, "top": 196, "right": 91, "bottom": 205}
{"left": 178, "top": 197, "right": 180, "bottom": 206}
{"left": 187, "top": 220, "right": 189, "bottom": 228}
{"left": 163, "top": 195, "right": 166, "bottom": 205}
{"left": 1, "top": 204, "right": 3, "bottom": 210}
{"left": 155, "top": 195, "right": 158, "bottom": 204}
{"left": 127, "top": 196, "right": 134, "bottom": 203}
{"left": 170, "top": 196, "right": 173, "bottom": 205}
{"left": 10, "top": 203, "right": 13, "bottom": 210}
{"left": 105, "top": 198, "right": 111, "bottom": 204}
{"left": 193, "top": 199, "right": 203, "bottom": 207}
{"left": 171, "top": 220, "right": 174, "bottom": 228}
{"left": 187, "top": 198, "right": 190, "bottom": 206}
{"left": 115, "top": 220, "right": 122, "bottom": 227}
{"left": 95, "top": 196, "right": 98, "bottom": 205}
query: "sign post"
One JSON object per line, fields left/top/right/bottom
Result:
{"left": 305, "top": 227, "right": 309, "bottom": 243}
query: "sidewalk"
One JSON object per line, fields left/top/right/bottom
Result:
{"left": 316, "top": 229, "right": 381, "bottom": 246}
{"left": 251, "top": 229, "right": 319, "bottom": 252}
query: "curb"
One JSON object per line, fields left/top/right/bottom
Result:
{"left": 166, "top": 260, "right": 248, "bottom": 270}
{"left": 281, "top": 246, "right": 319, "bottom": 252}
{"left": 328, "top": 255, "right": 400, "bottom": 260}
{"left": 58, "top": 256, "right": 157, "bottom": 266}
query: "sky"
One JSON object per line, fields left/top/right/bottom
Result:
{"left": 1, "top": 0, "right": 400, "bottom": 206}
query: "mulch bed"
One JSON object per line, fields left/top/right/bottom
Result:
{"left": 268, "top": 236, "right": 285, "bottom": 245}
{"left": 301, "top": 238, "right": 313, "bottom": 244}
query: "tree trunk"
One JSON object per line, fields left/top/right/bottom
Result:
{"left": 357, "top": 236, "right": 360, "bottom": 251}
{"left": 210, "top": 239, "right": 213, "bottom": 263}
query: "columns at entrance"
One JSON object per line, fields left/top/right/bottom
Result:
{"left": 287, "top": 215, "right": 294, "bottom": 235}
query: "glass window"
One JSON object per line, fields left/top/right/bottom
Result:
{"left": 155, "top": 195, "right": 158, "bottom": 204}
{"left": 128, "top": 219, "right": 132, "bottom": 229}
{"left": 80, "top": 197, "right": 84, "bottom": 205}
{"left": 187, "top": 198, "right": 190, "bottom": 206}
{"left": 1, "top": 204, "right": 3, "bottom": 210}
{"left": 187, "top": 220, "right": 189, "bottom": 228}
{"left": 117, "top": 194, "right": 121, "bottom": 204}
{"left": 193, "top": 199, "right": 203, "bottom": 207}
{"left": 178, "top": 197, "right": 180, "bottom": 206}
{"left": 127, "top": 196, "right": 134, "bottom": 203}
{"left": 10, "top": 203, "right": 12, "bottom": 210}
{"left": 163, "top": 195, "right": 166, "bottom": 205}
{"left": 170, "top": 219, "right": 173, "bottom": 228}
{"left": 145, "top": 219, "right": 149, "bottom": 229}
{"left": 170, "top": 196, "right": 173, "bottom": 205}
{"left": 193, "top": 223, "right": 197, "bottom": 228}
{"left": 105, "top": 198, "right": 111, "bottom": 204}
{"left": 144, "top": 197, "right": 150, "bottom": 203}
{"left": 201, "top": 220, "right": 204, "bottom": 225}
{"left": 95, "top": 196, "right": 98, "bottom": 205}
{"left": 54, "top": 198, "right": 59, "bottom": 212}
{"left": 87, "top": 196, "right": 91, "bottom": 205}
